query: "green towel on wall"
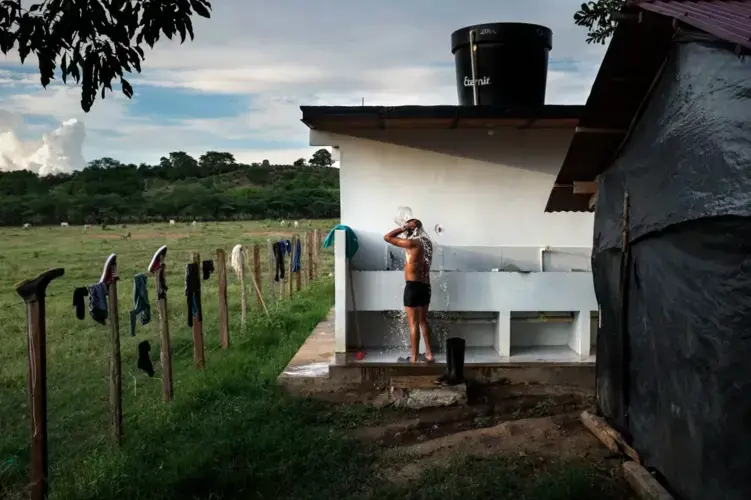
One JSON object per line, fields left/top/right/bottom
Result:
{"left": 322, "top": 224, "right": 359, "bottom": 260}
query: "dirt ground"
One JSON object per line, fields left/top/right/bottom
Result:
{"left": 88, "top": 232, "right": 193, "bottom": 240}
{"left": 347, "top": 393, "right": 632, "bottom": 496}
{"left": 244, "top": 230, "right": 297, "bottom": 237}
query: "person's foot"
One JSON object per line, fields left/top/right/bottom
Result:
{"left": 423, "top": 352, "right": 435, "bottom": 363}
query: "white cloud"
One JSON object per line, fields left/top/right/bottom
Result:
{"left": 0, "top": 0, "right": 607, "bottom": 170}
{"left": 0, "top": 112, "right": 86, "bottom": 175}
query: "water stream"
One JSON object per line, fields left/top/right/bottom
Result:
{"left": 383, "top": 206, "right": 451, "bottom": 356}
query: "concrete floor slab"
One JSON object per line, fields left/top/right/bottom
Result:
{"left": 277, "top": 309, "right": 596, "bottom": 398}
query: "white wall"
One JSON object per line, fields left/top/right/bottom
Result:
{"left": 329, "top": 128, "right": 593, "bottom": 262}
{"left": 319, "top": 128, "right": 597, "bottom": 360}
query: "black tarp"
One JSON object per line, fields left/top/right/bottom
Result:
{"left": 593, "top": 33, "right": 751, "bottom": 500}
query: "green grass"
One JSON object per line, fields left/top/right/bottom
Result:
{"left": 0, "top": 221, "right": 626, "bottom": 499}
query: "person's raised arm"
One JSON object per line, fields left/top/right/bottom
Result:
{"left": 384, "top": 223, "right": 416, "bottom": 249}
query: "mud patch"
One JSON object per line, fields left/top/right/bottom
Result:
{"left": 244, "top": 231, "right": 296, "bottom": 238}
{"left": 88, "top": 232, "right": 191, "bottom": 240}
{"left": 350, "top": 394, "right": 590, "bottom": 447}
{"left": 378, "top": 413, "right": 610, "bottom": 486}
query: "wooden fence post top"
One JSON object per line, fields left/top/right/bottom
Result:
{"left": 15, "top": 268, "right": 65, "bottom": 301}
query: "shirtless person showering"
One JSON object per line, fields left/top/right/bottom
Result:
{"left": 384, "top": 219, "right": 434, "bottom": 363}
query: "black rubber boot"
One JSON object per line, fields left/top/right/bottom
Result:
{"left": 435, "top": 339, "right": 454, "bottom": 385}
{"left": 447, "top": 337, "right": 466, "bottom": 385}
{"left": 138, "top": 340, "right": 155, "bottom": 377}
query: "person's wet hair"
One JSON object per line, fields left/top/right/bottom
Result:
{"left": 405, "top": 218, "right": 423, "bottom": 238}
{"left": 407, "top": 218, "right": 422, "bottom": 229}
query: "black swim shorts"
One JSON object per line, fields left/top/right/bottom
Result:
{"left": 403, "top": 281, "right": 431, "bottom": 308}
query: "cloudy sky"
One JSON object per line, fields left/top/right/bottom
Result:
{"left": 0, "top": 0, "right": 606, "bottom": 174}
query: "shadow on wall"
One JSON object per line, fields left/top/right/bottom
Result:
{"left": 348, "top": 128, "right": 575, "bottom": 176}
{"left": 353, "top": 232, "right": 591, "bottom": 272}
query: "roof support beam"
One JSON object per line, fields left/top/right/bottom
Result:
{"left": 553, "top": 181, "right": 598, "bottom": 194}
{"left": 573, "top": 181, "right": 598, "bottom": 194}
{"left": 575, "top": 127, "right": 629, "bottom": 134}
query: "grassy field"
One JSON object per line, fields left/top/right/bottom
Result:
{"left": 0, "top": 221, "right": 627, "bottom": 499}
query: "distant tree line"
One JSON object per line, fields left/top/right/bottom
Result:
{"left": 0, "top": 149, "right": 339, "bottom": 226}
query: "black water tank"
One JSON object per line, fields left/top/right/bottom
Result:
{"left": 451, "top": 23, "right": 552, "bottom": 107}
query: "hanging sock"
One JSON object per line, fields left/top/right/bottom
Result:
{"left": 88, "top": 283, "right": 108, "bottom": 325}
{"left": 129, "top": 274, "right": 151, "bottom": 336}
{"left": 72, "top": 287, "right": 89, "bottom": 320}
{"left": 156, "top": 267, "right": 168, "bottom": 299}
{"left": 292, "top": 238, "right": 302, "bottom": 272}
{"left": 273, "top": 242, "right": 285, "bottom": 281}
{"left": 229, "top": 244, "right": 244, "bottom": 279}
{"left": 202, "top": 259, "right": 214, "bottom": 280}
{"left": 185, "top": 263, "right": 201, "bottom": 327}
{"left": 137, "top": 340, "right": 155, "bottom": 377}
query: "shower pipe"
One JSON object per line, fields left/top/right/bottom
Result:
{"left": 469, "top": 29, "right": 479, "bottom": 106}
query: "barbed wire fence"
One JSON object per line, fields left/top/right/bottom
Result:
{"left": 0, "top": 229, "right": 329, "bottom": 500}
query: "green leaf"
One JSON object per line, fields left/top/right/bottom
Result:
{"left": 4, "top": 0, "right": 213, "bottom": 112}
{"left": 60, "top": 53, "right": 68, "bottom": 83}
{"left": 176, "top": 19, "right": 187, "bottom": 43}
{"left": 191, "top": 0, "right": 211, "bottom": 18}
{"left": 121, "top": 77, "right": 133, "bottom": 99}
{"left": 184, "top": 16, "right": 194, "bottom": 40}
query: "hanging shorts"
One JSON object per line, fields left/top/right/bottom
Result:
{"left": 403, "top": 281, "right": 431, "bottom": 308}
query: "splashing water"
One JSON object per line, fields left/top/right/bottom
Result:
{"left": 394, "top": 206, "right": 413, "bottom": 226}
{"left": 384, "top": 206, "right": 452, "bottom": 354}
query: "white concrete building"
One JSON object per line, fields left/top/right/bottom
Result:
{"left": 301, "top": 105, "right": 597, "bottom": 365}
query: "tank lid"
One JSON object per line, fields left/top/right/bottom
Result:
{"left": 451, "top": 22, "right": 553, "bottom": 53}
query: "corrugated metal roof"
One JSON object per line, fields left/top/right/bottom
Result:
{"left": 636, "top": 1, "right": 751, "bottom": 50}
{"left": 544, "top": 8, "right": 675, "bottom": 212}
{"left": 545, "top": 0, "right": 751, "bottom": 212}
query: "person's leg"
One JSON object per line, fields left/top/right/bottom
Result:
{"left": 403, "top": 282, "right": 420, "bottom": 363}
{"left": 405, "top": 306, "right": 420, "bottom": 363}
{"left": 419, "top": 305, "right": 434, "bottom": 361}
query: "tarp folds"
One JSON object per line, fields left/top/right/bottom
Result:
{"left": 593, "top": 35, "right": 751, "bottom": 500}
{"left": 594, "top": 35, "right": 751, "bottom": 254}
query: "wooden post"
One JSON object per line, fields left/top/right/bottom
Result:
{"left": 152, "top": 251, "right": 173, "bottom": 402}
{"left": 307, "top": 231, "right": 314, "bottom": 284}
{"left": 280, "top": 240, "right": 286, "bottom": 300}
{"left": 102, "top": 254, "right": 123, "bottom": 444}
{"left": 266, "top": 239, "right": 275, "bottom": 307}
{"left": 288, "top": 238, "right": 294, "bottom": 297}
{"left": 580, "top": 410, "right": 641, "bottom": 463}
{"left": 15, "top": 268, "right": 65, "bottom": 500}
{"left": 300, "top": 236, "right": 307, "bottom": 288}
{"left": 313, "top": 229, "right": 321, "bottom": 279}
{"left": 216, "top": 249, "right": 230, "bottom": 349}
{"left": 191, "top": 252, "right": 205, "bottom": 369}
{"left": 253, "top": 244, "right": 263, "bottom": 307}
{"left": 622, "top": 462, "right": 674, "bottom": 500}
{"left": 295, "top": 236, "right": 302, "bottom": 292}
{"left": 619, "top": 191, "right": 631, "bottom": 428}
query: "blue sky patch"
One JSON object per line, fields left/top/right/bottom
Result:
{"left": 129, "top": 85, "right": 249, "bottom": 120}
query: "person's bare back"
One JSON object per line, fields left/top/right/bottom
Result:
{"left": 404, "top": 238, "right": 432, "bottom": 283}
